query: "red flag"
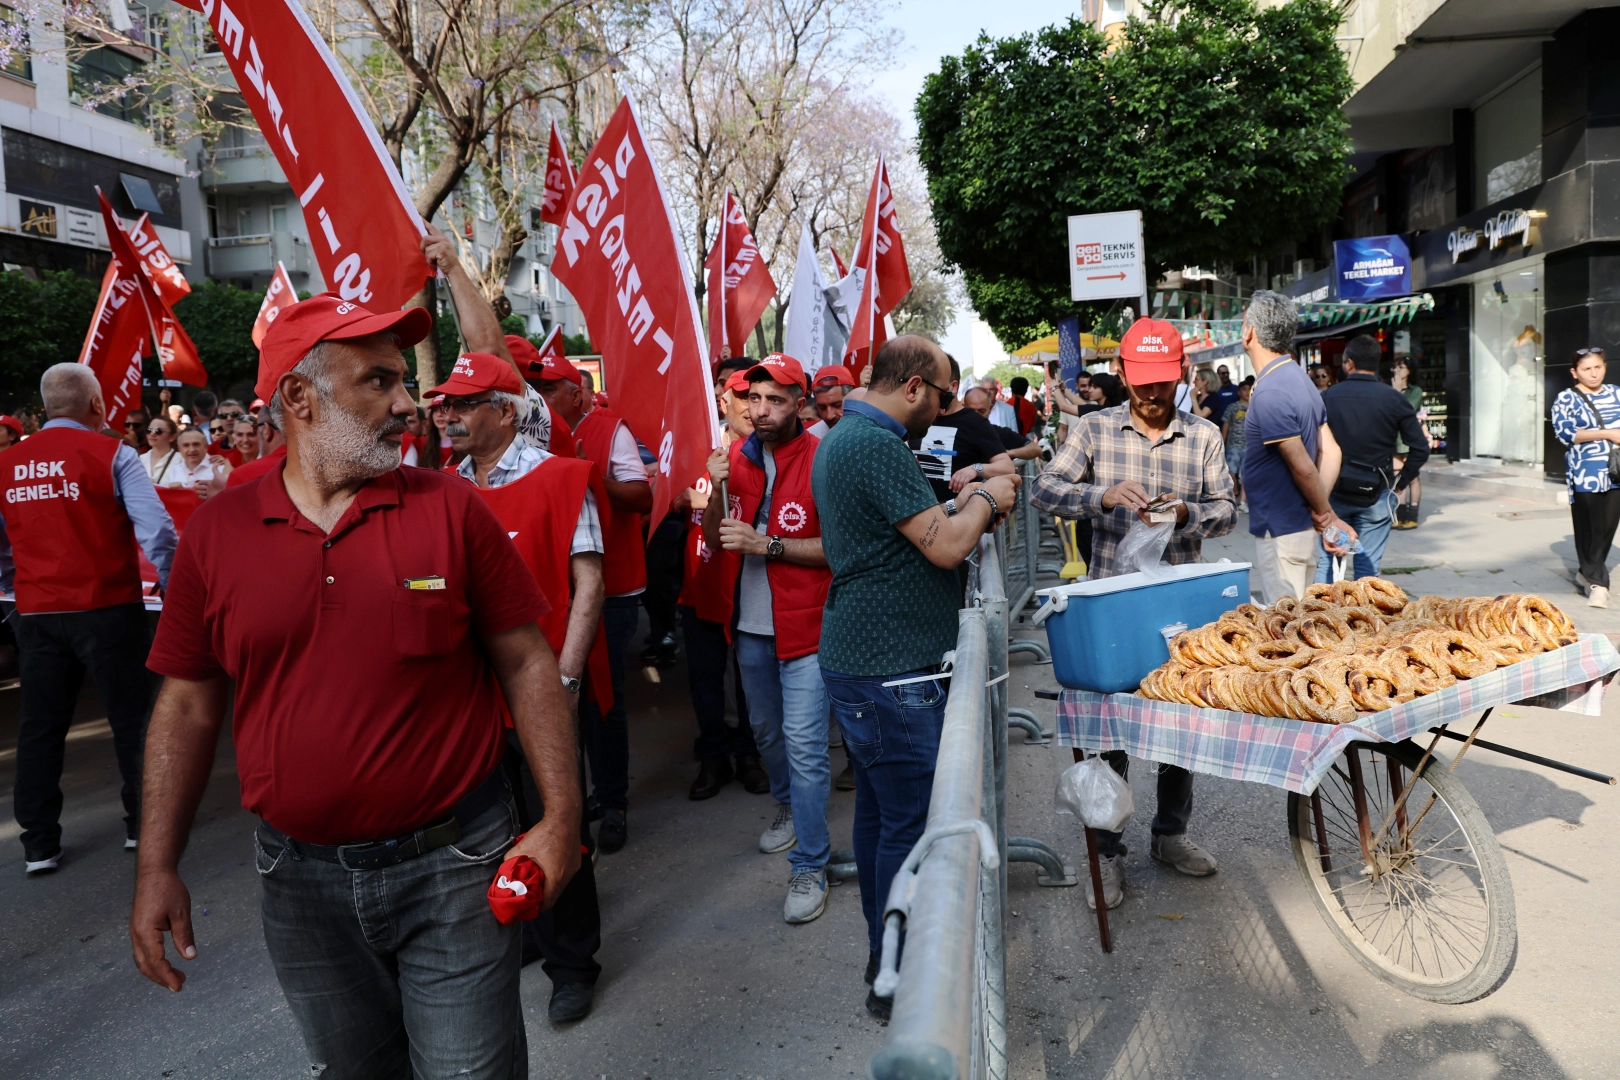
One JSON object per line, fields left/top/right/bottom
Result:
{"left": 829, "top": 244, "right": 848, "bottom": 279}
{"left": 252, "top": 261, "right": 298, "bottom": 348}
{"left": 540, "top": 121, "right": 576, "bottom": 228}
{"left": 703, "top": 190, "right": 776, "bottom": 362}
{"left": 550, "top": 96, "right": 721, "bottom": 525}
{"left": 98, "top": 189, "right": 207, "bottom": 387}
{"left": 841, "top": 231, "right": 886, "bottom": 378}
{"left": 535, "top": 324, "right": 567, "bottom": 365}
{"left": 848, "top": 156, "right": 911, "bottom": 317}
{"left": 124, "top": 214, "right": 191, "bottom": 307}
{"left": 176, "top": 0, "right": 429, "bottom": 310}
{"left": 77, "top": 261, "right": 148, "bottom": 431}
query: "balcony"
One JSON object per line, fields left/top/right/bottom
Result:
{"left": 206, "top": 232, "right": 311, "bottom": 279}
{"left": 200, "top": 144, "right": 288, "bottom": 192}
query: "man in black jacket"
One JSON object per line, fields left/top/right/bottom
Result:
{"left": 1317, "top": 335, "right": 1430, "bottom": 580}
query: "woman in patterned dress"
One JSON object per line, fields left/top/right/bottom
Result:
{"left": 1552, "top": 347, "right": 1620, "bottom": 608}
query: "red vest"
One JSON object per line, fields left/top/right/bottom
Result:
{"left": 550, "top": 411, "right": 578, "bottom": 458}
{"left": 0, "top": 426, "right": 144, "bottom": 614}
{"left": 678, "top": 499, "right": 731, "bottom": 625}
{"left": 574, "top": 409, "right": 646, "bottom": 595}
{"left": 472, "top": 456, "right": 614, "bottom": 710}
{"left": 714, "top": 429, "right": 829, "bottom": 661}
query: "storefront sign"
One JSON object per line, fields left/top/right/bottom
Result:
{"left": 1067, "top": 210, "right": 1146, "bottom": 302}
{"left": 19, "top": 199, "right": 56, "bottom": 238}
{"left": 1484, "top": 208, "right": 1532, "bottom": 251}
{"left": 64, "top": 206, "right": 98, "bottom": 247}
{"left": 1333, "top": 235, "right": 1411, "bottom": 300}
{"left": 1446, "top": 226, "right": 1481, "bottom": 263}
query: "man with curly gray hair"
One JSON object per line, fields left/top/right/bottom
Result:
{"left": 1239, "top": 290, "right": 1355, "bottom": 602}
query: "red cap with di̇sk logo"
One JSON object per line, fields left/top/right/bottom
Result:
{"left": 427, "top": 352, "right": 525, "bottom": 399}
{"left": 812, "top": 365, "right": 855, "bottom": 390}
{"left": 1118, "top": 318, "right": 1185, "bottom": 386}
{"left": 255, "top": 293, "right": 433, "bottom": 403}
{"left": 744, "top": 353, "right": 805, "bottom": 388}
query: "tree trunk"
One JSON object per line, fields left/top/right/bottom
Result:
{"left": 410, "top": 283, "right": 439, "bottom": 401}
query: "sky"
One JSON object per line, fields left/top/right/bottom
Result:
{"left": 871, "top": 0, "right": 1082, "bottom": 376}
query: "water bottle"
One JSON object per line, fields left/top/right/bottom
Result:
{"left": 1321, "top": 525, "right": 1364, "bottom": 554}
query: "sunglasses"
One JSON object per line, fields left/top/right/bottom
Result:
{"left": 917, "top": 376, "right": 953, "bottom": 410}
{"left": 1576, "top": 348, "right": 1607, "bottom": 358}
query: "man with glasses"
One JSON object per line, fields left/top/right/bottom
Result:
{"left": 431, "top": 349, "right": 610, "bottom": 1023}
{"left": 122, "top": 408, "right": 151, "bottom": 454}
{"left": 811, "top": 336, "right": 1019, "bottom": 1019}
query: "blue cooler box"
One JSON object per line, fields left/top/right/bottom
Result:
{"left": 1032, "top": 562, "right": 1252, "bottom": 693}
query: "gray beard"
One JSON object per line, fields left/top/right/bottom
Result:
{"left": 301, "top": 401, "right": 405, "bottom": 486}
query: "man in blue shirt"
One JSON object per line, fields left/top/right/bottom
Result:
{"left": 1240, "top": 292, "right": 1354, "bottom": 603}
{"left": 812, "top": 336, "right": 1019, "bottom": 1021}
{"left": 1208, "top": 364, "right": 1240, "bottom": 425}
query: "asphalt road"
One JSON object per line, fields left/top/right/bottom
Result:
{"left": 1, "top": 480, "right": 1617, "bottom": 1079}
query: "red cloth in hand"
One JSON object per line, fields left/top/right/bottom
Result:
{"left": 487, "top": 854, "right": 545, "bottom": 925}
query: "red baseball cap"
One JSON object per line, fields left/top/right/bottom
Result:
{"left": 255, "top": 293, "right": 432, "bottom": 402}
{"left": 1118, "top": 318, "right": 1185, "bottom": 385}
{"left": 724, "top": 371, "right": 751, "bottom": 394}
{"left": 0, "top": 414, "right": 23, "bottom": 437}
{"left": 744, "top": 353, "right": 805, "bottom": 388}
{"left": 506, "top": 334, "right": 542, "bottom": 370}
{"left": 812, "top": 365, "right": 855, "bottom": 390}
{"left": 427, "top": 352, "right": 524, "bottom": 398}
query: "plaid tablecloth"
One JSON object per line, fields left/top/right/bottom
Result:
{"left": 1054, "top": 634, "right": 1620, "bottom": 795}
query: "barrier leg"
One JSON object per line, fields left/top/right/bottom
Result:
{"left": 1007, "top": 837, "right": 1078, "bottom": 886}
{"left": 1006, "top": 708, "right": 1050, "bottom": 745}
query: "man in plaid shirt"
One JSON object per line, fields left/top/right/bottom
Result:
{"left": 1028, "top": 317, "right": 1234, "bottom": 909}
{"left": 1030, "top": 320, "right": 1236, "bottom": 579}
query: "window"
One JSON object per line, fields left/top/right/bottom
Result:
{"left": 0, "top": 5, "right": 30, "bottom": 82}
{"left": 271, "top": 205, "right": 288, "bottom": 233}
{"left": 69, "top": 42, "right": 146, "bottom": 125}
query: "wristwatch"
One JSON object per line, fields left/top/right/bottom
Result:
{"left": 765, "top": 535, "right": 786, "bottom": 561}
{"left": 974, "top": 461, "right": 985, "bottom": 479}
{"left": 561, "top": 675, "right": 582, "bottom": 694}
{"left": 943, "top": 498, "right": 959, "bottom": 517}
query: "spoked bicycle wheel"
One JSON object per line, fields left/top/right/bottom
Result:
{"left": 1287, "top": 738, "right": 1516, "bottom": 1003}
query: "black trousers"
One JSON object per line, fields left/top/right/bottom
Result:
{"left": 641, "top": 512, "right": 684, "bottom": 644}
{"left": 679, "top": 604, "right": 757, "bottom": 762}
{"left": 501, "top": 728, "right": 601, "bottom": 987}
{"left": 1093, "top": 750, "right": 1194, "bottom": 859}
{"left": 13, "top": 602, "right": 152, "bottom": 860}
{"left": 1571, "top": 489, "right": 1620, "bottom": 589}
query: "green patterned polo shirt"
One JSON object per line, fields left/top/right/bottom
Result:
{"left": 811, "top": 401, "right": 964, "bottom": 676}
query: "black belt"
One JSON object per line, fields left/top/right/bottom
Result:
{"left": 259, "top": 768, "right": 508, "bottom": 872}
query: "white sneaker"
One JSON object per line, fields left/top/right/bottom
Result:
{"left": 1590, "top": 585, "right": 1609, "bottom": 609}
{"left": 124, "top": 838, "right": 139, "bottom": 851}
{"left": 784, "top": 869, "right": 828, "bottom": 924}
{"left": 25, "top": 851, "right": 61, "bottom": 875}
{"left": 1085, "top": 854, "right": 1125, "bottom": 911}
{"left": 759, "top": 803, "right": 796, "bottom": 854}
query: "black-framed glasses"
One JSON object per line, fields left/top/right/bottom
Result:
{"left": 443, "top": 396, "right": 497, "bottom": 413}
{"left": 124, "top": 418, "right": 143, "bottom": 428}
{"left": 918, "top": 376, "right": 953, "bottom": 410}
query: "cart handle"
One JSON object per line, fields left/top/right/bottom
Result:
{"left": 1430, "top": 728, "right": 1617, "bottom": 787}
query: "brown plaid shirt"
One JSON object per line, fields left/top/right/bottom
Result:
{"left": 1030, "top": 404, "right": 1236, "bottom": 578}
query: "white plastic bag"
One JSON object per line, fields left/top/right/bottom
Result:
{"left": 1054, "top": 756, "right": 1135, "bottom": 832}
{"left": 1115, "top": 517, "right": 1173, "bottom": 575}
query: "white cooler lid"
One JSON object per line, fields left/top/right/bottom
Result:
{"left": 1032, "top": 560, "right": 1253, "bottom": 623}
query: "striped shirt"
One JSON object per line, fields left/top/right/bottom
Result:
{"left": 1028, "top": 403, "right": 1236, "bottom": 578}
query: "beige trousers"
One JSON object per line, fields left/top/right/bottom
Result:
{"left": 1254, "top": 529, "right": 1317, "bottom": 604}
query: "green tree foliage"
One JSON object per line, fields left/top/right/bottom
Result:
{"left": 0, "top": 270, "right": 102, "bottom": 411}
{"left": 562, "top": 331, "right": 593, "bottom": 356}
{"left": 915, "top": 0, "right": 1352, "bottom": 347}
{"left": 172, "top": 281, "right": 265, "bottom": 395}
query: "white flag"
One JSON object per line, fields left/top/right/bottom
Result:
{"left": 783, "top": 223, "right": 851, "bottom": 373}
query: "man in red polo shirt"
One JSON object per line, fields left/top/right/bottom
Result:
{"left": 703, "top": 353, "right": 834, "bottom": 924}
{"left": 131, "top": 296, "right": 581, "bottom": 1078}
{"left": 533, "top": 352, "right": 651, "bottom": 853}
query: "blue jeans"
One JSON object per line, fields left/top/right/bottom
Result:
{"left": 254, "top": 796, "right": 526, "bottom": 1078}
{"left": 581, "top": 594, "right": 638, "bottom": 812}
{"left": 1315, "top": 490, "right": 1397, "bottom": 582}
{"left": 736, "top": 632, "right": 830, "bottom": 874}
{"left": 821, "top": 665, "right": 947, "bottom": 953}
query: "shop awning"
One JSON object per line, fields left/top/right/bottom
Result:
{"left": 1012, "top": 332, "right": 1118, "bottom": 362}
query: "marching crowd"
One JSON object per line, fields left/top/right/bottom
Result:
{"left": 14, "top": 262, "right": 1620, "bottom": 1078}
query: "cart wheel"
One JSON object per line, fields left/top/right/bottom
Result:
{"left": 1287, "top": 739, "right": 1516, "bottom": 1003}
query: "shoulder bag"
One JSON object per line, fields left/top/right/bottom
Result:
{"left": 1574, "top": 389, "right": 1620, "bottom": 483}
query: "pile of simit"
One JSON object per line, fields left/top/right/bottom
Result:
{"left": 1138, "top": 578, "right": 1579, "bottom": 724}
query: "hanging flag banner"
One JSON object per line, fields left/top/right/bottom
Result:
{"left": 549, "top": 95, "right": 720, "bottom": 525}
{"left": 98, "top": 188, "right": 208, "bottom": 388}
{"left": 173, "top": 0, "right": 429, "bottom": 310}
{"left": 78, "top": 261, "right": 148, "bottom": 431}
{"left": 842, "top": 156, "right": 911, "bottom": 376}
{"left": 252, "top": 261, "right": 299, "bottom": 347}
{"left": 1056, "top": 316, "right": 1082, "bottom": 390}
{"left": 782, "top": 222, "right": 849, "bottom": 372}
{"left": 703, "top": 190, "right": 777, "bottom": 361}
{"left": 842, "top": 228, "right": 884, "bottom": 376}
{"left": 540, "top": 120, "right": 576, "bottom": 228}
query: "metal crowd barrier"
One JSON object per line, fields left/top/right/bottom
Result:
{"left": 869, "top": 532, "right": 1075, "bottom": 1080}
